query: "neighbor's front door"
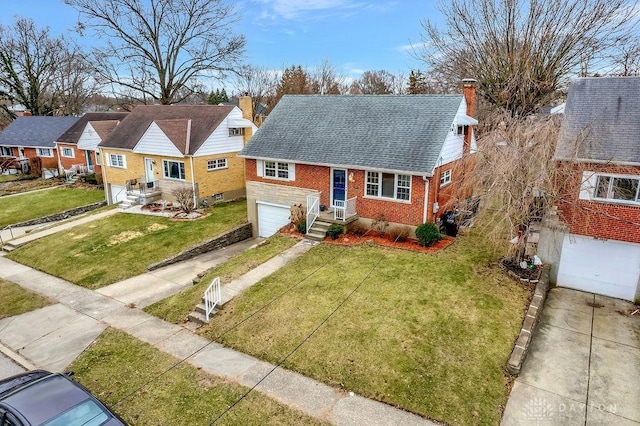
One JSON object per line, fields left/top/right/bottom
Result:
{"left": 85, "top": 150, "right": 94, "bottom": 172}
{"left": 145, "top": 158, "right": 155, "bottom": 185}
{"left": 332, "top": 168, "right": 346, "bottom": 207}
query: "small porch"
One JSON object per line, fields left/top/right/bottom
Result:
{"left": 120, "top": 177, "right": 162, "bottom": 208}
{"left": 306, "top": 193, "right": 358, "bottom": 241}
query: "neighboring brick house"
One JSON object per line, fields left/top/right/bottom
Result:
{"left": 98, "top": 104, "right": 256, "bottom": 206}
{"left": 553, "top": 76, "right": 640, "bottom": 302}
{"left": 0, "top": 116, "right": 79, "bottom": 176}
{"left": 56, "top": 112, "right": 129, "bottom": 176}
{"left": 239, "top": 81, "right": 478, "bottom": 238}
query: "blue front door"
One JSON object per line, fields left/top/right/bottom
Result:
{"left": 332, "top": 169, "right": 346, "bottom": 206}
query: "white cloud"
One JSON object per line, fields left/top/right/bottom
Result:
{"left": 252, "top": 0, "right": 367, "bottom": 20}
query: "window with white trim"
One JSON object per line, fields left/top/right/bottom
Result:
{"left": 61, "top": 147, "right": 74, "bottom": 158}
{"left": 594, "top": 174, "right": 640, "bottom": 204}
{"left": 37, "top": 148, "right": 53, "bottom": 157}
{"left": 207, "top": 158, "right": 227, "bottom": 171}
{"left": 163, "top": 160, "right": 186, "bottom": 180}
{"left": 365, "top": 171, "right": 411, "bottom": 201}
{"left": 95, "top": 152, "right": 101, "bottom": 165}
{"left": 229, "top": 128, "right": 244, "bottom": 136}
{"left": 265, "top": 161, "right": 289, "bottom": 179}
{"left": 0, "top": 147, "right": 11, "bottom": 156}
{"left": 213, "top": 193, "right": 224, "bottom": 201}
{"left": 109, "top": 153, "right": 126, "bottom": 168}
{"left": 440, "top": 169, "right": 452, "bottom": 186}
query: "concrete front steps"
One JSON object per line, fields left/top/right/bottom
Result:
{"left": 306, "top": 218, "right": 331, "bottom": 241}
{"left": 187, "top": 297, "right": 218, "bottom": 326}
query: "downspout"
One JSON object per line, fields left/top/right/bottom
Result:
{"left": 423, "top": 177, "right": 430, "bottom": 223}
{"left": 185, "top": 119, "right": 197, "bottom": 207}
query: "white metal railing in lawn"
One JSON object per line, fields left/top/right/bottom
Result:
{"left": 306, "top": 193, "right": 320, "bottom": 234}
{"left": 334, "top": 196, "right": 357, "bottom": 220}
{"left": 204, "top": 277, "right": 221, "bottom": 321}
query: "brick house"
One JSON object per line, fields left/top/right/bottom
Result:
{"left": 98, "top": 103, "right": 256, "bottom": 206}
{"left": 553, "top": 76, "right": 640, "bottom": 302}
{"left": 0, "top": 116, "right": 79, "bottom": 176}
{"left": 239, "top": 81, "right": 478, "bottom": 238}
{"left": 55, "top": 112, "right": 129, "bottom": 177}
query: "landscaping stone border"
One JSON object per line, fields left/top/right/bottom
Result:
{"left": 506, "top": 265, "right": 550, "bottom": 376}
{"left": 11, "top": 201, "right": 107, "bottom": 228}
{"left": 147, "top": 223, "right": 253, "bottom": 271}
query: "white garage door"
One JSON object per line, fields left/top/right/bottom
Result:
{"left": 110, "top": 184, "right": 127, "bottom": 204}
{"left": 257, "top": 202, "right": 290, "bottom": 238}
{"left": 557, "top": 234, "right": 640, "bottom": 301}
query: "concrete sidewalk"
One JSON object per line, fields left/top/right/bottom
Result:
{"left": 0, "top": 244, "right": 436, "bottom": 425}
{"left": 502, "top": 288, "right": 640, "bottom": 425}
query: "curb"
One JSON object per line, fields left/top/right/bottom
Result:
{"left": 506, "top": 265, "right": 550, "bottom": 376}
{"left": 0, "top": 342, "right": 36, "bottom": 371}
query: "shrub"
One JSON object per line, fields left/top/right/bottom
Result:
{"left": 172, "top": 187, "right": 195, "bottom": 213}
{"left": 415, "top": 222, "right": 443, "bottom": 247}
{"left": 388, "top": 225, "right": 411, "bottom": 242}
{"left": 289, "top": 203, "right": 305, "bottom": 225}
{"left": 348, "top": 222, "right": 369, "bottom": 236}
{"left": 326, "top": 224, "right": 344, "bottom": 240}
{"left": 297, "top": 220, "right": 307, "bottom": 234}
{"left": 372, "top": 213, "right": 389, "bottom": 235}
{"left": 84, "top": 173, "right": 98, "bottom": 184}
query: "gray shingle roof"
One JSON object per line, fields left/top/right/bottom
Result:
{"left": 239, "top": 94, "right": 464, "bottom": 174}
{"left": 555, "top": 76, "right": 640, "bottom": 164}
{"left": 0, "top": 116, "right": 80, "bottom": 148}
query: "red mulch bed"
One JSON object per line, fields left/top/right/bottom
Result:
{"left": 280, "top": 227, "right": 454, "bottom": 253}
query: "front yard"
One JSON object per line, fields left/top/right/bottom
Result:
{"left": 190, "top": 230, "right": 530, "bottom": 425}
{"left": 0, "top": 278, "right": 51, "bottom": 319}
{"left": 6, "top": 201, "right": 248, "bottom": 289}
{"left": 69, "top": 328, "right": 327, "bottom": 425}
{"left": 0, "top": 187, "right": 104, "bottom": 228}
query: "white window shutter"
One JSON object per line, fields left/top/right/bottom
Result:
{"left": 257, "top": 160, "right": 264, "bottom": 177}
{"left": 289, "top": 163, "right": 295, "bottom": 181}
{"left": 579, "top": 171, "right": 597, "bottom": 201}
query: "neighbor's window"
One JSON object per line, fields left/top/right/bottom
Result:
{"left": 0, "top": 147, "right": 12, "bottom": 156}
{"left": 163, "top": 160, "right": 186, "bottom": 180}
{"left": 61, "top": 147, "right": 74, "bottom": 158}
{"left": 207, "top": 158, "right": 227, "bottom": 171}
{"left": 229, "top": 128, "right": 244, "bottom": 136}
{"left": 95, "top": 152, "right": 101, "bottom": 166}
{"left": 366, "top": 171, "right": 411, "bottom": 201}
{"left": 213, "top": 193, "right": 224, "bottom": 201}
{"left": 37, "top": 148, "right": 53, "bottom": 157}
{"left": 594, "top": 174, "right": 640, "bottom": 203}
{"left": 109, "top": 153, "right": 125, "bottom": 168}
{"left": 440, "top": 169, "right": 452, "bottom": 186}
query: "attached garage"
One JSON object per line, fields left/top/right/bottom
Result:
{"left": 257, "top": 201, "right": 290, "bottom": 238}
{"left": 557, "top": 234, "right": 640, "bottom": 301}
{"left": 109, "top": 184, "right": 127, "bottom": 204}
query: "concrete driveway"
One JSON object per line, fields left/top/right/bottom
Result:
{"left": 502, "top": 288, "right": 640, "bottom": 425}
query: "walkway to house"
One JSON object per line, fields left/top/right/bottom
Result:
{"left": 0, "top": 246, "right": 435, "bottom": 425}
{"left": 502, "top": 287, "right": 640, "bottom": 425}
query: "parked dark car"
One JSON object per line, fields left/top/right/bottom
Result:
{"left": 0, "top": 370, "right": 125, "bottom": 425}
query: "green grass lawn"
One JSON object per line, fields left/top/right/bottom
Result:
{"left": 195, "top": 230, "right": 530, "bottom": 425}
{"left": 0, "top": 187, "right": 104, "bottom": 228}
{"left": 0, "top": 278, "right": 51, "bottom": 319}
{"left": 145, "top": 234, "right": 299, "bottom": 323}
{"left": 69, "top": 329, "right": 327, "bottom": 425}
{"left": 0, "top": 174, "right": 22, "bottom": 183}
{"left": 6, "top": 201, "right": 248, "bottom": 289}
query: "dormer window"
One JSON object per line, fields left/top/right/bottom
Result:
{"left": 457, "top": 125, "right": 465, "bottom": 135}
{"left": 229, "top": 128, "right": 244, "bottom": 136}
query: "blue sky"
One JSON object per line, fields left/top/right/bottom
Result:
{"left": 0, "top": 0, "right": 442, "bottom": 82}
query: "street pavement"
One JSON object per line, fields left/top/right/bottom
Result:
{"left": 502, "top": 287, "right": 640, "bottom": 425}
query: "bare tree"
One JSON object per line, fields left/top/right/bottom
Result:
{"left": 233, "top": 65, "right": 278, "bottom": 117}
{"left": 309, "top": 59, "right": 346, "bottom": 95}
{"left": 608, "top": 36, "right": 640, "bottom": 76}
{"left": 351, "top": 70, "right": 397, "bottom": 94}
{"left": 0, "top": 18, "right": 77, "bottom": 117}
{"left": 65, "top": 0, "right": 246, "bottom": 105}
{"left": 54, "top": 48, "right": 102, "bottom": 115}
{"left": 420, "top": 0, "right": 637, "bottom": 116}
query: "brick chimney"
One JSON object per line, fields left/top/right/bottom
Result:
{"left": 462, "top": 78, "right": 477, "bottom": 117}
{"left": 238, "top": 95, "right": 253, "bottom": 122}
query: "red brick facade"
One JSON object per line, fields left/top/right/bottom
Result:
{"left": 246, "top": 158, "right": 473, "bottom": 226}
{"left": 23, "top": 147, "right": 58, "bottom": 169}
{"left": 557, "top": 162, "right": 640, "bottom": 244}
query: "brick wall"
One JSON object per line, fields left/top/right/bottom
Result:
{"left": 57, "top": 143, "right": 79, "bottom": 171}
{"left": 557, "top": 162, "right": 640, "bottom": 244}
{"left": 245, "top": 159, "right": 430, "bottom": 226}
